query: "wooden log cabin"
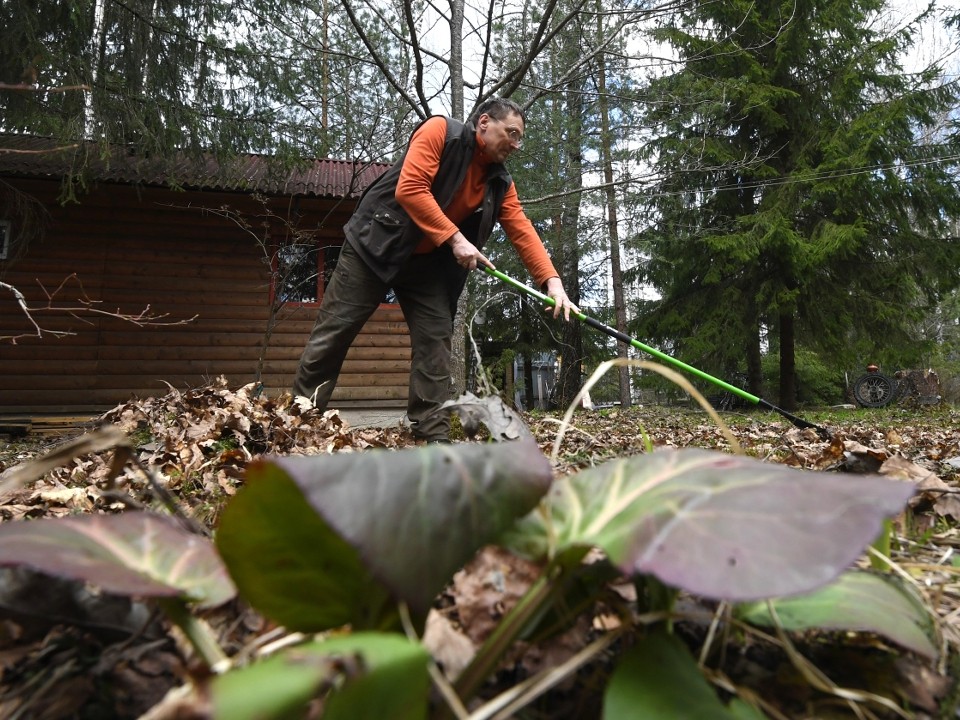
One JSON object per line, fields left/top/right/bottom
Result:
{"left": 0, "top": 135, "right": 406, "bottom": 421}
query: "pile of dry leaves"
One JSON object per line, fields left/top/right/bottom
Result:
{"left": 0, "top": 378, "right": 959, "bottom": 719}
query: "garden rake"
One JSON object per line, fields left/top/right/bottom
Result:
{"left": 481, "top": 266, "right": 832, "bottom": 439}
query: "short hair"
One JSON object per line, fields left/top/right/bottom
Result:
{"left": 469, "top": 97, "right": 525, "bottom": 125}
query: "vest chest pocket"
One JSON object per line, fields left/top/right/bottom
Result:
{"left": 373, "top": 209, "right": 404, "bottom": 226}
{"left": 358, "top": 204, "right": 413, "bottom": 268}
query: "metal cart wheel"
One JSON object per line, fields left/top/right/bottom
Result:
{"left": 853, "top": 373, "right": 898, "bottom": 408}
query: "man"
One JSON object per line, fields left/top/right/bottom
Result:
{"left": 292, "top": 97, "right": 577, "bottom": 442}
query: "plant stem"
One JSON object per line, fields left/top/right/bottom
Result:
{"left": 869, "top": 518, "right": 893, "bottom": 571}
{"left": 158, "top": 597, "right": 229, "bottom": 672}
{"left": 467, "top": 626, "right": 626, "bottom": 720}
{"left": 449, "top": 572, "right": 555, "bottom": 708}
{"left": 447, "top": 547, "right": 595, "bottom": 716}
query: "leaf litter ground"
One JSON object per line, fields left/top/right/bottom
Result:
{"left": 0, "top": 379, "right": 958, "bottom": 719}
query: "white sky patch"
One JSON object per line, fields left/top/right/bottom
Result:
{"left": 883, "top": 0, "right": 960, "bottom": 75}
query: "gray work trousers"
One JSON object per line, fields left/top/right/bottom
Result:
{"left": 292, "top": 241, "right": 454, "bottom": 441}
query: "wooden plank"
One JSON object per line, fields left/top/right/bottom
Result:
{"left": 0, "top": 418, "right": 31, "bottom": 437}
{"left": 101, "top": 263, "right": 267, "bottom": 283}
{"left": 1, "top": 390, "right": 164, "bottom": 406}
{"left": 1, "top": 405, "right": 117, "bottom": 415}
{"left": 11, "top": 244, "right": 263, "bottom": 275}
{"left": 325, "top": 373, "right": 410, "bottom": 388}
{"left": 4, "top": 285, "right": 269, "bottom": 310}
{"left": 0, "top": 337, "right": 411, "bottom": 366}
{"left": 330, "top": 386, "right": 408, "bottom": 401}
{"left": 86, "top": 359, "right": 409, "bottom": 375}
{"left": 0, "top": 362, "right": 410, "bottom": 391}
{"left": 98, "top": 290, "right": 268, "bottom": 307}
{"left": 1, "top": 360, "right": 101, "bottom": 374}
{"left": 274, "top": 306, "right": 408, "bottom": 320}
{"left": 3, "top": 384, "right": 410, "bottom": 407}
{"left": 0, "top": 263, "right": 84, "bottom": 281}
{"left": 86, "top": 328, "right": 409, "bottom": 347}
{"left": 0, "top": 337, "right": 104, "bottom": 351}
{"left": 0, "top": 319, "right": 103, "bottom": 337}
{"left": 0, "top": 414, "right": 100, "bottom": 436}
{"left": 78, "top": 204, "right": 352, "bottom": 231}
{"left": 344, "top": 347, "right": 412, "bottom": 360}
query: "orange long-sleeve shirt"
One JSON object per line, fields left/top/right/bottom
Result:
{"left": 395, "top": 116, "right": 559, "bottom": 288}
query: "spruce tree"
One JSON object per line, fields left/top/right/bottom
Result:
{"left": 633, "top": 0, "right": 960, "bottom": 409}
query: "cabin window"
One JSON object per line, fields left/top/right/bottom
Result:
{"left": 275, "top": 242, "right": 396, "bottom": 304}
{"left": 276, "top": 243, "right": 320, "bottom": 303}
{"left": 0, "top": 220, "right": 9, "bottom": 260}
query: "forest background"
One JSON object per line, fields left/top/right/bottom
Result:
{"left": 2, "top": 0, "right": 960, "bottom": 412}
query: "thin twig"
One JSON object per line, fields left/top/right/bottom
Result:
{"left": 698, "top": 600, "right": 727, "bottom": 667}
{"left": 765, "top": 601, "right": 911, "bottom": 719}
{"left": 129, "top": 454, "right": 210, "bottom": 537}
{"left": 398, "top": 603, "right": 470, "bottom": 720}
{"left": 705, "top": 669, "right": 793, "bottom": 720}
{"left": 535, "top": 417, "right": 600, "bottom": 446}
{"left": 468, "top": 627, "right": 626, "bottom": 720}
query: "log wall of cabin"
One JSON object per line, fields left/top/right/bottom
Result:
{"left": 0, "top": 178, "right": 410, "bottom": 414}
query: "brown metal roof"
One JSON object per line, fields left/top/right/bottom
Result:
{"left": 0, "top": 134, "right": 391, "bottom": 198}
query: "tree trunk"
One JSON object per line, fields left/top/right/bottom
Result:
{"left": 778, "top": 312, "right": 797, "bottom": 410}
{"left": 449, "top": 0, "right": 464, "bottom": 119}
{"left": 746, "top": 325, "right": 763, "bottom": 399}
{"left": 597, "top": 28, "right": 631, "bottom": 407}
{"left": 553, "top": 89, "right": 585, "bottom": 410}
{"left": 85, "top": 0, "right": 109, "bottom": 136}
{"left": 746, "top": 304, "right": 763, "bottom": 398}
{"left": 321, "top": 0, "right": 329, "bottom": 129}
{"left": 448, "top": 0, "right": 467, "bottom": 397}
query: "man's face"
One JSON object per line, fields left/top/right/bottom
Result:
{"left": 477, "top": 111, "right": 525, "bottom": 162}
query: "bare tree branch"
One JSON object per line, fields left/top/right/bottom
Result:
{"left": 1, "top": 275, "right": 197, "bottom": 345}
{"left": 0, "top": 144, "right": 81, "bottom": 155}
{"left": 339, "top": 0, "right": 429, "bottom": 118}
{"left": 401, "top": 0, "right": 432, "bottom": 110}
{"left": 0, "top": 83, "right": 91, "bottom": 93}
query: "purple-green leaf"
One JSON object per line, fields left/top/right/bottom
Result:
{"left": 735, "top": 570, "right": 938, "bottom": 659}
{"left": 274, "top": 438, "right": 552, "bottom": 615}
{"left": 216, "top": 461, "right": 395, "bottom": 631}
{"left": 217, "top": 438, "right": 553, "bottom": 626}
{"left": 525, "top": 448, "right": 912, "bottom": 601}
{"left": 0, "top": 513, "right": 234, "bottom": 608}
